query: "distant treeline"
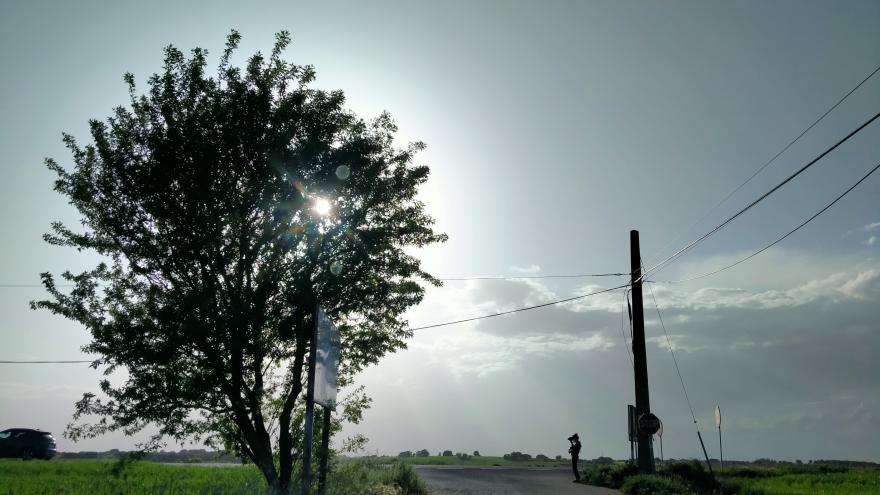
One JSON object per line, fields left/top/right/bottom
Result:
{"left": 57, "top": 449, "right": 240, "bottom": 464}
{"left": 391, "top": 451, "right": 879, "bottom": 469}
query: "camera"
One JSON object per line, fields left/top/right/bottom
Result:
{"left": 567, "top": 434, "right": 578, "bottom": 443}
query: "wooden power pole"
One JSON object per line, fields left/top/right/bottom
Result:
{"left": 630, "top": 230, "right": 655, "bottom": 474}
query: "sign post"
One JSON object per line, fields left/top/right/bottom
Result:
{"left": 627, "top": 405, "right": 637, "bottom": 463}
{"left": 657, "top": 419, "right": 664, "bottom": 467}
{"left": 302, "top": 306, "right": 341, "bottom": 495}
{"left": 715, "top": 405, "right": 723, "bottom": 473}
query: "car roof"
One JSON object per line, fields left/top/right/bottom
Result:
{"left": 1, "top": 428, "right": 50, "bottom": 434}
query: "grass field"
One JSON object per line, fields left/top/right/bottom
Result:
{"left": 727, "top": 469, "right": 880, "bottom": 495}
{"left": 0, "top": 458, "right": 427, "bottom": 495}
{"left": 582, "top": 460, "right": 880, "bottom": 495}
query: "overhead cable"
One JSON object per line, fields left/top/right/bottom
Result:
{"left": 642, "top": 110, "right": 880, "bottom": 281}
{"left": 644, "top": 63, "right": 880, "bottom": 268}
{"left": 438, "top": 272, "right": 627, "bottom": 281}
{"left": 409, "top": 284, "right": 629, "bottom": 332}
{"left": 645, "top": 278, "right": 698, "bottom": 426}
{"left": 0, "top": 360, "right": 92, "bottom": 364}
{"left": 656, "top": 159, "right": 880, "bottom": 284}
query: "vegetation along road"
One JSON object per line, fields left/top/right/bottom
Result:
{"left": 414, "top": 465, "right": 621, "bottom": 495}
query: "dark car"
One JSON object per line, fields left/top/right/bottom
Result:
{"left": 0, "top": 428, "right": 57, "bottom": 460}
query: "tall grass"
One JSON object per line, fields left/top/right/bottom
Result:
{"left": 732, "top": 469, "right": 880, "bottom": 495}
{"left": 0, "top": 460, "right": 266, "bottom": 494}
{"left": 0, "top": 459, "right": 428, "bottom": 495}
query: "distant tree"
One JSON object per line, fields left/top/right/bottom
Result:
{"left": 442, "top": 450, "right": 453, "bottom": 457}
{"left": 398, "top": 451, "right": 413, "bottom": 458}
{"left": 593, "top": 456, "right": 614, "bottom": 465}
{"left": 535, "top": 454, "right": 549, "bottom": 461}
{"left": 503, "top": 452, "right": 532, "bottom": 461}
{"left": 415, "top": 449, "right": 430, "bottom": 457}
{"left": 555, "top": 455, "right": 562, "bottom": 461}
{"left": 472, "top": 450, "right": 480, "bottom": 457}
{"left": 33, "top": 30, "right": 445, "bottom": 495}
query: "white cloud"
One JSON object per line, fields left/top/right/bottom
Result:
{"left": 864, "top": 222, "right": 880, "bottom": 232}
{"left": 510, "top": 264, "right": 541, "bottom": 274}
{"left": 420, "top": 330, "right": 615, "bottom": 378}
{"left": 648, "top": 269, "right": 880, "bottom": 311}
{"left": 867, "top": 235, "right": 876, "bottom": 246}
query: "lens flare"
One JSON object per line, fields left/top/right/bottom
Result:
{"left": 330, "top": 261, "right": 343, "bottom": 275}
{"left": 313, "top": 198, "right": 332, "bottom": 216}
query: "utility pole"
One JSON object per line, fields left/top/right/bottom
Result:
{"left": 630, "top": 230, "right": 655, "bottom": 474}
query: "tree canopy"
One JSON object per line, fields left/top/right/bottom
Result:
{"left": 33, "top": 30, "right": 445, "bottom": 493}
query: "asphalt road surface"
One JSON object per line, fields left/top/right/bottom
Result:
{"left": 414, "top": 466, "right": 621, "bottom": 495}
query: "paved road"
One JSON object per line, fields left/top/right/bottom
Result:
{"left": 414, "top": 466, "right": 621, "bottom": 495}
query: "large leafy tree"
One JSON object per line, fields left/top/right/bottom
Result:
{"left": 34, "top": 31, "right": 445, "bottom": 493}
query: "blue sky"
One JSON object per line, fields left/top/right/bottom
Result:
{"left": 1, "top": 1, "right": 879, "bottom": 461}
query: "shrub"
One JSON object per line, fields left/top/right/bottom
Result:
{"left": 328, "top": 460, "right": 428, "bottom": 495}
{"left": 582, "top": 462, "right": 639, "bottom": 488}
{"left": 621, "top": 474, "right": 692, "bottom": 495}
{"left": 441, "top": 450, "right": 453, "bottom": 457}
{"left": 398, "top": 451, "right": 413, "bottom": 458}
{"left": 660, "top": 460, "right": 718, "bottom": 492}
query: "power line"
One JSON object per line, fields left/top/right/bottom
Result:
{"left": 620, "top": 290, "right": 634, "bottom": 367}
{"left": 2, "top": 275, "right": 631, "bottom": 288}
{"left": 5, "top": 286, "right": 630, "bottom": 363}
{"left": 642, "top": 110, "right": 880, "bottom": 281}
{"left": 645, "top": 273, "right": 699, "bottom": 428}
{"left": 438, "top": 272, "right": 627, "bottom": 281}
{"left": 0, "top": 284, "right": 71, "bottom": 288}
{"left": 0, "top": 360, "right": 92, "bottom": 364}
{"left": 409, "top": 284, "right": 629, "bottom": 332}
{"left": 656, "top": 159, "right": 880, "bottom": 284}
{"left": 643, "top": 63, "right": 880, "bottom": 268}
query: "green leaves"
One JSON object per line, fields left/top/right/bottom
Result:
{"left": 36, "top": 30, "right": 445, "bottom": 490}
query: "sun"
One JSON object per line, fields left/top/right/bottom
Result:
{"left": 313, "top": 197, "right": 332, "bottom": 216}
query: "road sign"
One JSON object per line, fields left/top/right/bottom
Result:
{"left": 313, "top": 306, "right": 341, "bottom": 409}
{"left": 638, "top": 413, "right": 661, "bottom": 435}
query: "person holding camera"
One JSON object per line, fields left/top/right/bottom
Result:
{"left": 567, "top": 433, "right": 582, "bottom": 481}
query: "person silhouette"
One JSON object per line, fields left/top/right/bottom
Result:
{"left": 568, "top": 433, "right": 582, "bottom": 481}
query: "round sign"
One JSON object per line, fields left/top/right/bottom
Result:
{"left": 638, "top": 413, "right": 661, "bottom": 435}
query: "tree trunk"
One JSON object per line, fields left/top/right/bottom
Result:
{"left": 267, "top": 479, "right": 290, "bottom": 495}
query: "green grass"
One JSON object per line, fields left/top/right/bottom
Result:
{"left": 378, "top": 455, "right": 570, "bottom": 468}
{"left": 0, "top": 458, "right": 428, "bottom": 495}
{"left": 0, "top": 460, "right": 266, "bottom": 494}
{"left": 729, "top": 469, "right": 880, "bottom": 495}
{"left": 585, "top": 460, "right": 880, "bottom": 495}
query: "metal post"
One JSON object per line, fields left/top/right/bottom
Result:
{"left": 301, "top": 309, "right": 319, "bottom": 495}
{"left": 318, "top": 407, "right": 332, "bottom": 494}
{"left": 630, "top": 230, "right": 654, "bottom": 474}
{"left": 697, "top": 430, "right": 715, "bottom": 476}
{"left": 659, "top": 435, "right": 664, "bottom": 467}
{"left": 718, "top": 425, "right": 723, "bottom": 473}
